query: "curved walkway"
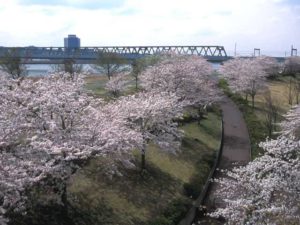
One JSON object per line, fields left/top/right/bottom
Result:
{"left": 194, "top": 96, "right": 251, "bottom": 224}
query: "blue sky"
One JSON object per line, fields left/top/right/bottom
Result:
{"left": 0, "top": 0, "right": 299, "bottom": 56}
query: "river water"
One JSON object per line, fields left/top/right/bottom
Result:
{"left": 26, "top": 64, "right": 93, "bottom": 76}
{"left": 26, "top": 62, "right": 221, "bottom": 76}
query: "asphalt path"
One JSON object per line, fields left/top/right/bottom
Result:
{"left": 195, "top": 96, "right": 251, "bottom": 224}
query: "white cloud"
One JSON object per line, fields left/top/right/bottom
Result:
{"left": 0, "top": 0, "right": 299, "bottom": 56}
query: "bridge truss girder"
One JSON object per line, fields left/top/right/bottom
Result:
{"left": 0, "top": 46, "right": 228, "bottom": 63}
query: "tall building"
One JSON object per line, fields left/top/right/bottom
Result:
{"left": 64, "top": 34, "right": 80, "bottom": 48}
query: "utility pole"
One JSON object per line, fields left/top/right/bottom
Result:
{"left": 291, "top": 45, "right": 297, "bottom": 56}
{"left": 254, "top": 48, "right": 260, "bottom": 57}
{"left": 234, "top": 42, "right": 237, "bottom": 57}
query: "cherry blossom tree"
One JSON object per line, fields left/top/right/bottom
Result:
{"left": 111, "top": 91, "right": 183, "bottom": 170}
{"left": 210, "top": 104, "right": 300, "bottom": 224}
{"left": 294, "top": 74, "right": 300, "bottom": 104}
{"left": 140, "top": 54, "right": 221, "bottom": 121}
{"left": 105, "top": 72, "right": 128, "bottom": 98}
{"left": 254, "top": 56, "right": 280, "bottom": 77}
{"left": 94, "top": 52, "right": 127, "bottom": 80}
{"left": 220, "top": 57, "right": 268, "bottom": 108}
{"left": 284, "top": 74, "right": 300, "bottom": 105}
{"left": 279, "top": 104, "right": 300, "bottom": 137}
{"left": 263, "top": 90, "right": 279, "bottom": 137}
{"left": 131, "top": 55, "right": 161, "bottom": 90}
{"left": 0, "top": 72, "right": 142, "bottom": 224}
{"left": 0, "top": 48, "right": 27, "bottom": 79}
{"left": 284, "top": 56, "right": 300, "bottom": 75}
{"left": 50, "top": 59, "right": 83, "bottom": 75}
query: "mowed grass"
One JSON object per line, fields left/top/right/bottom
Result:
{"left": 252, "top": 79, "right": 292, "bottom": 137}
{"left": 84, "top": 74, "right": 139, "bottom": 98}
{"left": 68, "top": 113, "right": 221, "bottom": 225}
{"left": 255, "top": 78, "right": 292, "bottom": 117}
{"left": 84, "top": 75, "right": 109, "bottom": 96}
{"left": 252, "top": 78, "right": 294, "bottom": 157}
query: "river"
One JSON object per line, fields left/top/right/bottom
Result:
{"left": 26, "top": 62, "right": 221, "bottom": 76}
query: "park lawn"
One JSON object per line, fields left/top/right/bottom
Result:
{"left": 255, "top": 78, "right": 292, "bottom": 118}
{"left": 252, "top": 78, "right": 293, "bottom": 158}
{"left": 253, "top": 78, "right": 293, "bottom": 140}
{"left": 84, "top": 75, "right": 108, "bottom": 96}
{"left": 252, "top": 78, "right": 292, "bottom": 134}
{"left": 67, "top": 113, "right": 221, "bottom": 225}
{"left": 84, "top": 74, "right": 139, "bottom": 98}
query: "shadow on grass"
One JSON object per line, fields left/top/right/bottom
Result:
{"left": 67, "top": 144, "right": 217, "bottom": 225}
{"left": 198, "top": 122, "right": 220, "bottom": 139}
{"left": 67, "top": 158, "right": 194, "bottom": 225}
{"left": 180, "top": 137, "right": 212, "bottom": 162}
{"left": 181, "top": 137, "right": 216, "bottom": 199}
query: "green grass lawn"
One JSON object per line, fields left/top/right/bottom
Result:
{"left": 255, "top": 78, "right": 292, "bottom": 115}
{"left": 67, "top": 113, "right": 221, "bottom": 225}
{"left": 252, "top": 77, "right": 294, "bottom": 138}
{"left": 84, "top": 75, "right": 109, "bottom": 96}
{"left": 84, "top": 74, "right": 139, "bottom": 99}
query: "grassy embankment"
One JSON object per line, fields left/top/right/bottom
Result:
{"left": 66, "top": 75, "right": 222, "bottom": 225}
{"left": 219, "top": 75, "right": 293, "bottom": 159}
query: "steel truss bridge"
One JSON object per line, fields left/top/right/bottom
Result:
{"left": 0, "top": 46, "right": 228, "bottom": 64}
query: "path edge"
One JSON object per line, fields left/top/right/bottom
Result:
{"left": 178, "top": 112, "right": 224, "bottom": 225}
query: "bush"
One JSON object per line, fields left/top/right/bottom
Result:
{"left": 179, "top": 112, "right": 197, "bottom": 123}
{"left": 218, "top": 78, "right": 229, "bottom": 91}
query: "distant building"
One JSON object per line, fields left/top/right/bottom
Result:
{"left": 64, "top": 34, "right": 80, "bottom": 48}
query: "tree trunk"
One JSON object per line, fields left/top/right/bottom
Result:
{"left": 61, "top": 115, "right": 66, "bottom": 130}
{"left": 141, "top": 153, "right": 145, "bottom": 170}
{"left": 197, "top": 107, "right": 201, "bottom": 125}
{"left": 288, "top": 77, "right": 293, "bottom": 105}
{"left": 141, "top": 143, "right": 146, "bottom": 171}
{"left": 197, "top": 106, "right": 205, "bottom": 125}
{"left": 107, "top": 65, "right": 111, "bottom": 80}
{"left": 61, "top": 183, "right": 68, "bottom": 210}
{"left": 267, "top": 120, "right": 272, "bottom": 137}
{"left": 135, "top": 76, "right": 138, "bottom": 90}
{"left": 251, "top": 95, "right": 255, "bottom": 109}
{"left": 272, "top": 108, "right": 278, "bottom": 133}
{"left": 61, "top": 182, "right": 73, "bottom": 224}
